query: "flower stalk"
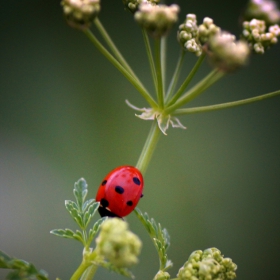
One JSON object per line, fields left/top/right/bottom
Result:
{"left": 94, "top": 18, "right": 137, "bottom": 78}
{"left": 142, "top": 28, "right": 158, "bottom": 92}
{"left": 173, "top": 89, "right": 280, "bottom": 115}
{"left": 136, "top": 120, "right": 161, "bottom": 175}
{"left": 83, "top": 29, "right": 157, "bottom": 108}
{"left": 166, "top": 53, "right": 205, "bottom": 106}
{"left": 165, "top": 69, "right": 225, "bottom": 115}
{"left": 165, "top": 50, "right": 185, "bottom": 102}
{"left": 155, "top": 38, "right": 165, "bottom": 108}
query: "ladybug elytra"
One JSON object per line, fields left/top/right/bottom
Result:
{"left": 96, "top": 166, "right": 144, "bottom": 218}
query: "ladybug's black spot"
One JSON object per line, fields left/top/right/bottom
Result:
{"left": 126, "top": 200, "right": 133, "bottom": 206}
{"left": 133, "top": 177, "right": 141, "bottom": 185}
{"left": 141, "top": 193, "right": 144, "bottom": 198}
{"left": 115, "top": 186, "right": 124, "bottom": 194}
{"left": 102, "top": 180, "right": 107, "bottom": 186}
{"left": 100, "top": 198, "right": 109, "bottom": 208}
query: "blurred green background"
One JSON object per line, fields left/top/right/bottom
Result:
{"left": 1, "top": 0, "right": 280, "bottom": 279}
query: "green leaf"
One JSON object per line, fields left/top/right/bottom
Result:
{"left": 82, "top": 199, "right": 95, "bottom": 212}
{"left": 134, "top": 208, "right": 172, "bottom": 271}
{"left": 83, "top": 202, "right": 100, "bottom": 228}
{"left": 0, "top": 250, "right": 49, "bottom": 280}
{"left": 87, "top": 217, "right": 107, "bottom": 246}
{"left": 65, "top": 200, "right": 84, "bottom": 228}
{"left": 50, "top": 228, "right": 84, "bottom": 244}
{"left": 73, "top": 178, "right": 88, "bottom": 210}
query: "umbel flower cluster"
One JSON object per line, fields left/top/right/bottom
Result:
{"left": 177, "top": 248, "right": 237, "bottom": 280}
{"left": 134, "top": 3, "right": 180, "bottom": 38}
{"left": 61, "top": 0, "right": 100, "bottom": 29}
{"left": 96, "top": 218, "right": 142, "bottom": 268}
{"left": 242, "top": 18, "right": 280, "bottom": 53}
{"left": 244, "top": 0, "right": 280, "bottom": 25}
{"left": 177, "top": 15, "right": 221, "bottom": 56}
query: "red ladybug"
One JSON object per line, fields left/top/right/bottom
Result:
{"left": 96, "top": 166, "right": 144, "bottom": 218}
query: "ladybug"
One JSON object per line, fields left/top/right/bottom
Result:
{"left": 96, "top": 166, "right": 144, "bottom": 218}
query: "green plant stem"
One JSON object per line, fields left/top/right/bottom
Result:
{"left": 136, "top": 120, "right": 161, "bottom": 175}
{"left": 155, "top": 38, "right": 164, "bottom": 108}
{"left": 165, "top": 50, "right": 185, "bottom": 102}
{"left": 161, "top": 36, "right": 167, "bottom": 94}
{"left": 70, "top": 261, "right": 92, "bottom": 280}
{"left": 80, "top": 265, "right": 98, "bottom": 280}
{"left": 83, "top": 29, "right": 157, "bottom": 108}
{"left": 165, "top": 68, "right": 224, "bottom": 114}
{"left": 94, "top": 18, "right": 138, "bottom": 79}
{"left": 167, "top": 53, "right": 205, "bottom": 106}
{"left": 142, "top": 28, "right": 158, "bottom": 92}
{"left": 173, "top": 89, "right": 280, "bottom": 115}
{"left": 71, "top": 249, "right": 99, "bottom": 280}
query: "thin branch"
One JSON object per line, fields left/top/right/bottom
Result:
{"left": 173, "top": 90, "right": 280, "bottom": 115}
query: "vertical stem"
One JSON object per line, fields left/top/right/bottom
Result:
{"left": 80, "top": 265, "right": 99, "bottom": 280}
{"left": 83, "top": 29, "right": 157, "bottom": 108}
{"left": 70, "top": 261, "right": 92, "bottom": 280}
{"left": 142, "top": 29, "right": 158, "bottom": 93}
{"left": 155, "top": 38, "right": 164, "bottom": 108}
{"left": 94, "top": 18, "right": 137, "bottom": 79}
{"left": 165, "top": 50, "right": 185, "bottom": 102}
{"left": 161, "top": 36, "right": 167, "bottom": 95}
{"left": 136, "top": 120, "right": 161, "bottom": 175}
{"left": 167, "top": 53, "right": 205, "bottom": 106}
{"left": 165, "top": 69, "right": 224, "bottom": 114}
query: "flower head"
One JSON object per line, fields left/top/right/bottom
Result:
{"left": 177, "top": 248, "right": 237, "bottom": 280}
{"left": 207, "top": 31, "right": 250, "bottom": 72}
{"left": 95, "top": 218, "right": 142, "bottom": 268}
{"left": 244, "top": 0, "right": 280, "bottom": 25}
{"left": 198, "top": 17, "right": 221, "bottom": 44}
{"left": 61, "top": 0, "right": 100, "bottom": 29}
{"left": 135, "top": 3, "right": 180, "bottom": 38}
{"left": 242, "top": 18, "right": 280, "bottom": 53}
{"left": 177, "top": 14, "right": 201, "bottom": 56}
{"left": 177, "top": 15, "right": 220, "bottom": 56}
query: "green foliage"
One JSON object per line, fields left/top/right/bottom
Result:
{"left": 134, "top": 208, "right": 172, "bottom": 272}
{"left": 50, "top": 228, "right": 84, "bottom": 243}
{"left": 50, "top": 178, "right": 105, "bottom": 248}
{"left": 0, "top": 250, "right": 49, "bottom": 280}
{"left": 88, "top": 217, "right": 107, "bottom": 246}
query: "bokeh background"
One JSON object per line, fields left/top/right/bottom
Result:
{"left": 1, "top": 0, "right": 280, "bottom": 279}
